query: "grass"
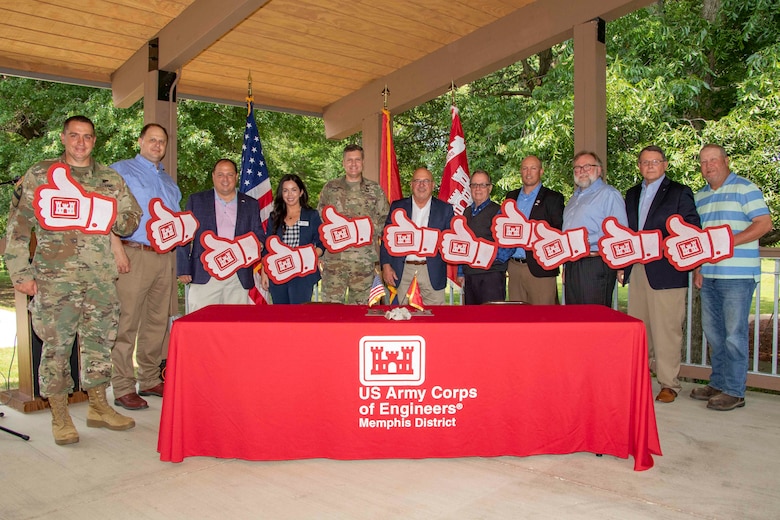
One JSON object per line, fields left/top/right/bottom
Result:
{"left": 0, "top": 346, "right": 19, "bottom": 389}
{"left": 611, "top": 258, "right": 779, "bottom": 315}
{"left": 0, "top": 268, "right": 14, "bottom": 311}
{"left": 0, "top": 258, "right": 777, "bottom": 392}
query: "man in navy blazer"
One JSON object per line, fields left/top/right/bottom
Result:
{"left": 176, "top": 158, "right": 264, "bottom": 312}
{"left": 504, "top": 155, "right": 565, "bottom": 304}
{"left": 380, "top": 167, "right": 454, "bottom": 305}
{"left": 620, "top": 145, "right": 700, "bottom": 403}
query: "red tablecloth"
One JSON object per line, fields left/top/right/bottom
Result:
{"left": 158, "top": 304, "right": 661, "bottom": 470}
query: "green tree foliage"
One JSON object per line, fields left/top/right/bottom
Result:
{"left": 1, "top": 0, "right": 778, "bottom": 245}
{"left": 0, "top": 79, "right": 346, "bottom": 234}
{"left": 392, "top": 0, "right": 778, "bottom": 243}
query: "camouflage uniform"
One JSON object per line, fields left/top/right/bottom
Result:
{"left": 317, "top": 176, "right": 389, "bottom": 304}
{"left": 4, "top": 157, "right": 141, "bottom": 397}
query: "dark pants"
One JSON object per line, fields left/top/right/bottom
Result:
{"left": 564, "top": 256, "right": 616, "bottom": 306}
{"left": 463, "top": 271, "right": 506, "bottom": 305}
{"left": 270, "top": 278, "right": 316, "bottom": 304}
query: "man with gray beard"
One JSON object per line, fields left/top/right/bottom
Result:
{"left": 562, "top": 151, "right": 628, "bottom": 306}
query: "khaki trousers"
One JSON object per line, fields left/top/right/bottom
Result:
{"left": 187, "top": 274, "right": 251, "bottom": 313}
{"left": 506, "top": 259, "right": 558, "bottom": 305}
{"left": 112, "top": 246, "right": 174, "bottom": 398}
{"left": 397, "top": 263, "right": 444, "bottom": 306}
{"left": 627, "top": 264, "right": 686, "bottom": 392}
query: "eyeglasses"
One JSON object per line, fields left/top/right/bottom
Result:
{"left": 639, "top": 159, "right": 665, "bottom": 167}
{"left": 469, "top": 183, "right": 492, "bottom": 189}
{"left": 411, "top": 179, "right": 433, "bottom": 185}
{"left": 573, "top": 164, "right": 598, "bottom": 173}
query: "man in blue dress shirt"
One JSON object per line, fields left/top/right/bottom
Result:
{"left": 503, "top": 156, "right": 565, "bottom": 304}
{"left": 110, "top": 124, "right": 181, "bottom": 410}
{"left": 562, "top": 151, "right": 628, "bottom": 306}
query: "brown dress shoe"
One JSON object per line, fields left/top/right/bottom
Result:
{"left": 655, "top": 388, "right": 677, "bottom": 403}
{"left": 139, "top": 383, "right": 164, "bottom": 397}
{"left": 690, "top": 385, "right": 721, "bottom": 401}
{"left": 114, "top": 392, "right": 149, "bottom": 410}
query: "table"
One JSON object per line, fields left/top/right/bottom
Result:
{"left": 158, "top": 304, "right": 661, "bottom": 470}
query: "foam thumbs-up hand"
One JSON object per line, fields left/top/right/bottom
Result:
{"left": 319, "top": 205, "right": 373, "bottom": 253}
{"left": 532, "top": 222, "right": 589, "bottom": 270}
{"left": 382, "top": 208, "right": 441, "bottom": 257}
{"left": 492, "top": 200, "right": 537, "bottom": 247}
{"left": 34, "top": 162, "right": 117, "bottom": 234}
{"left": 598, "top": 217, "right": 662, "bottom": 269}
{"left": 663, "top": 215, "right": 733, "bottom": 270}
{"left": 145, "top": 198, "right": 199, "bottom": 253}
{"left": 262, "top": 236, "right": 318, "bottom": 284}
{"left": 200, "top": 231, "right": 262, "bottom": 281}
{"left": 440, "top": 215, "right": 497, "bottom": 269}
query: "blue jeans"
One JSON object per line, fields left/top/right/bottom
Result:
{"left": 700, "top": 277, "right": 757, "bottom": 398}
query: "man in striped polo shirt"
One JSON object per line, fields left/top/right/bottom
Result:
{"left": 690, "top": 144, "right": 772, "bottom": 411}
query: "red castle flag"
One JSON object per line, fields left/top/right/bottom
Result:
{"left": 438, "top": 105, "right": 472, "bottom": 216}
{"left": 380, "top": 108, "right": 402, "bottom": 204}
{"left": 405, "top": 272, "right": 424, "bottom": 311}
{"left": 438, "top": 105, "right": 472, "bottom": 286}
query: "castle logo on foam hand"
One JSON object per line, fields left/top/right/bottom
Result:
{"left": 52, "top": 198, "right": 79, "bottom": 218}
{"left": 359, "top": 336, "right": 425, "bottom": 386}
{"left": 676, "top": 237, "right": 704, "bottom": 259}
{"left": 215, "top": 249, "right": 238, "bottom": 270}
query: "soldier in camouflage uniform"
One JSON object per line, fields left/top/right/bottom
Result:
{"left": 4, "top": 115, "right": 142, "bottom": 446}
{"left": 317, "top": 144, "right": 390, "bottom": 304}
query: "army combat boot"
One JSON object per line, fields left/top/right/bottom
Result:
{"left": 86, "top": 384, "right": 135, "bottom": 431}
{"left": 48, "top": 393, "right": 79, "bottom": 445}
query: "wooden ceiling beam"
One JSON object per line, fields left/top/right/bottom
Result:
{"left": 111, "top": 0, "right": 271, "bottom": 108}
{"left": 322, "top": 0, "right": 653, "bottom": 139}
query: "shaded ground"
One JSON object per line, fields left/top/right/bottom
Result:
{"left": 0, "top": 274, "right": 15, "bottom": 310}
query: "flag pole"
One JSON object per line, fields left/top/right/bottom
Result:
{"left": 247, "top": 71, "right": 253, "bottom": 112}
{"left": 382, "top": 84, "right": 390, "bottom": 109}
{"left": 449, "top": 80, "right": 456, "bottom": 104}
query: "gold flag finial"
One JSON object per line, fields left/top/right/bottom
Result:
{"left": 246, "top": 72, "right": 253, "bottom": 116}
{"left": 449, "top": 80, "right": 457, "bottom": 104}
{"left": 382, "top": 84, "right": 390, "bottom": 109}
{"left": 247, "top": 71, "right": 253, "bottom": 103}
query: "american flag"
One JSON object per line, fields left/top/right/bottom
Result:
{"left": 240, "top": 101, "right": 273, "bottom": 226}
{"left": 368, "top": 273, "right": 386, "bottom": 307}
{"left": 240, "top": 101, "right": 273, "bottom": 304}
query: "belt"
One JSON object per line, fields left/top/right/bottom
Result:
{"left": 121, "top": 240, "right": 157, "bottom": 253}
{"left": 405, "top": 260, "right": 427, "bottom": 265}
{"left": 510, "top": 257, "right": 527, "bottom": 264}
{"left": 573, "top": 252, "right": 602, "bottom": 260}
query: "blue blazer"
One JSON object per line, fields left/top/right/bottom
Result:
{"left": 624, "top": 176, "right": 701, "bottom": 289}
{"left": 176, "top": 190, "right": 264, "bottom": 289}
{"left": 379, "top": 197, "right": 454, "bottom": 291}
{"left": 264, "top": 206, "right": 323, "bottom": 285}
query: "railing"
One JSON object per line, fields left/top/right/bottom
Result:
{"left": 322, "top": 249, "right": 780, "bottom": 391}
{"left": 678, "top": 248, "right": 780, "bottom": 391}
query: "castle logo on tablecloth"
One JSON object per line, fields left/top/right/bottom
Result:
{"left": 360, "top": 336, "right": 425, "bottom": 386}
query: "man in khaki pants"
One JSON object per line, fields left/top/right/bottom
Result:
{"left": 620, "top": 145, "right": 700, "bottom": 403}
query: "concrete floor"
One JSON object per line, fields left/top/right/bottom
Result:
{"left": 1, "top": 381, "right": 779, "bottom": 520}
